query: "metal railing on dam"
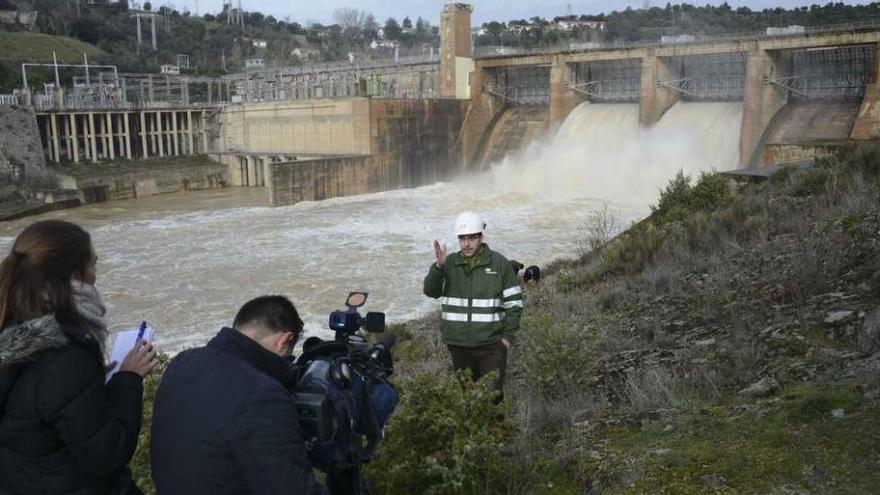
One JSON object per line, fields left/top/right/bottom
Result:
{"left": 235, "top": 53, "right": 440, "bottom": 79}
{"left": 19, "top": 53, "right": 443, "bottom": 112}
{"left": 474, "top": 19, "right": 880, "bottom": 59}
{"left": 0, "top": 94, "right": 19, "bottom": 107}
{"left": 31, "top": 94, "right": 227, "bottom": 112}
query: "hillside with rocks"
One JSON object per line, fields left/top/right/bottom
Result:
{"left": 0, "top": 104, "right": 61, "bottom": 219}
{"left": 370, "top": 144, "right": 880, "bottom": 494}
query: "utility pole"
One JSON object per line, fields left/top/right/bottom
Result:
{"left": 136, "top": 14, "right": 142, "bottom": 55}
{"left": 151, "top": 13, "right": 157, "bottom": 51}
{"left": 83, "top": 53, "right": 90, "bottom": 85}
{"left": 164, "top": 1, "right": 170, "bottom": 32}
{"left": 53, "top": 51, "right": 60, "bottom": 88}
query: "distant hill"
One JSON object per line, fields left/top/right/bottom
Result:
{"left": 0, "top": 31, "right": 105, "bottom": 62}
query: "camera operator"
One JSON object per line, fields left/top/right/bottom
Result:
{"left": 150, "top": 295, "right": 326, "bottom": 495}
{"left": 423, "top": 211, "right": 523, "bottom": 402}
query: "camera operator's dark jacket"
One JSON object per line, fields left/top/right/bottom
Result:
{"left": 424, "top": 244, "right": 523, "bottom": 347}
{"left": 0, "top": 315, "right": 144, "bottom": 495}
{"left": 151, "top": 327, "right": 326, "bottom": 495}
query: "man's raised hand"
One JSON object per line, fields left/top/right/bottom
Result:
{"left": 433, "top": 240, "right": 447, "bottom": 268}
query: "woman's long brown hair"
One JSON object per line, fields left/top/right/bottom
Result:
{"left": 0, "top": 220, "right": 93, "bottom": 330}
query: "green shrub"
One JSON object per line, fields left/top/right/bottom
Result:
{"left": 365, "top": 371, "right": 513, "bottom": 495}
{"left": 516, "top": 315, "right": 597, "bottom": 398}
{"left": 651, "top": 171, "right": 733, "bottom": 226}
{"left": 601, "top": 222, "right": 666, "bottom": 276}
{"left": 130, "top": 354, "right": 169, "bottom": 495}
{"left": 688, "top": 171, "right": 733, "bottom": 212}
{"left": 821, "top": 142, "right": 880, "bottom": 179}
{"left": 790, "top": 166, "right": 831, "bottom": 197}
{"left": 769, "top": 165, "right": 795, "bottom": 187}
{"left": 651, "top": 170, "right": 693, "bottom": 224}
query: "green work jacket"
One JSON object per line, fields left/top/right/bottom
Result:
{"left": 423, "top": 245, "right": 523, "bottom": 347}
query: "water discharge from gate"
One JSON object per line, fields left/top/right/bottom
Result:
{"left": 0, "top": 102, "right": 742, "bottom": 353}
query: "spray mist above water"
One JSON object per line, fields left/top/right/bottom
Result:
{"left": 0, "top": 102, "right": 743, "bottom": 353}
{"left": 490, "top": 101, "right": 743, "bottom": 207}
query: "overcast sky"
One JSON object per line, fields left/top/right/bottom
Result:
{"left": 167, "top": 0, "right": 872, "bottom": 26}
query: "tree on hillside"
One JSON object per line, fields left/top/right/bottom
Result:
{"left": 415, "top": 17, "right": 429, "bottom": 34}
{"left": 383, "top": 17, "right": 401, "bottom": 40}
{"left": 364, "top": 12, "right": 379, "bottom": 36}
{"left": 402, "top": 16, "right": 412, "bottom": 30}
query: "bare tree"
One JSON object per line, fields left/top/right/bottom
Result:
{"left": 334, "top": 7, "right": 366, "bottom": 31}
{"left": 577, "top": 203, "right": 621, "bottom": 255}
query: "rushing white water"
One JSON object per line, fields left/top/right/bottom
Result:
{"left": 492, "top": 101, "right": 743, "bottom": 200}
{"left": 0, "top": 101, "right": 742, "bottom": 353}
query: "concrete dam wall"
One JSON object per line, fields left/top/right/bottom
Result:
{"left": 475, "top": 106, "right": 549, "bottom": 169}
{"left": 225, "top": 98, "right": 469, "bottom": 206}
{"left": 758, "top": 102, "right": 861, "bottom": 164}
{"left": 465, "top": 32, "right": 880, "bottom": 170}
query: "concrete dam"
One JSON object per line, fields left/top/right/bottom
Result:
{"left": 7, "top": 4, "right": 880, "bottom": 211}
{"left": 463, "top": 30, "right": 880, "bottom": 172}
{"left": 211, "top": 26, "right": 880, "bottom": 208}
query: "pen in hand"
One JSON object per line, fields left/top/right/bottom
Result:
{"left": 136, "top": 321, "right": 147, "bottom": 343}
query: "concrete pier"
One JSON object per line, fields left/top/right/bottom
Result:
{"left": 36, "top": 109, "right": 211, "bottom": 163}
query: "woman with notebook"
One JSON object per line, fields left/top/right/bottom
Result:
{"left": 0, "top": 219, "right": 157, "bottom": 494}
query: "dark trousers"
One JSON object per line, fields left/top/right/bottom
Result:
{"left": 447, "top": 340, "right": 508, "bottom": 402}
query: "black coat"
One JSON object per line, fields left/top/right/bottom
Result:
{"left": 0, "top": 316, "right": 144, "bottom": 495}
{"left": 150, "top": 327, "right": 326, "bottom": 495}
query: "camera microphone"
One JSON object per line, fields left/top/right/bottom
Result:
{"left": 364, "top": 312, "right": 385, "bottom": 332}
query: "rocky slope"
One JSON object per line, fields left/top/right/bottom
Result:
{"left": 387, "top": 144, "right": 880, "bottom": 494}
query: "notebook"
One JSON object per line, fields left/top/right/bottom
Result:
{"left": 106, "top": 324, "right": 155, "bottom": 382}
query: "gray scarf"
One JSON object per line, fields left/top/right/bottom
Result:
{"left": 70, "top": 280, "right": 108, "bottom": 354}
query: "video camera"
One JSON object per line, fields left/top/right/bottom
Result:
{"left": 328, "top": 292, "right": 386, "bottom": 340}
{"left": 291, "top": 292, "right": 399, "bottom": 492}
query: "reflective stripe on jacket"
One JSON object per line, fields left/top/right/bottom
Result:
{"left": 423, "top": 245, "right": 523, "bottom": 347}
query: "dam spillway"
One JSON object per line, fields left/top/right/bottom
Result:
{"left": 490, "top": 101, "right": 743, "bottom": 200}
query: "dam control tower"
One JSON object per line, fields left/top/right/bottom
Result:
{"left": 440, "top": 3, "right": 473, "bottom": 98}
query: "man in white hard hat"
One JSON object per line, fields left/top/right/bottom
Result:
{"left": 423, "top": 211, "right": 523, "bottom": 401}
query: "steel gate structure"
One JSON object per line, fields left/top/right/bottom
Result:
{"left": 569, "top": 59, "right": 642, "bottom": 102}
{"left": 484, "top": 65, "right": 551, "bottom": 105}
{"left": 768, "top": 44, "right": 877, "bottom": 101}
{"left": 657, "top": 52, "right": 747, "bottom": 101}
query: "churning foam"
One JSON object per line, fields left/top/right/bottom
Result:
{"left": 490, "top": 101, "right": 743, "bottom": 209}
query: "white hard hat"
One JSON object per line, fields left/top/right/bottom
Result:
{"left": 454, "top": 211, "right": 485, "bottom": 236}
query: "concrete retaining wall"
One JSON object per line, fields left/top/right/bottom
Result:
{"left": 218, "top": 99, "right": 372, "bottom": 156}
{"left": 0, "top": 105, "right": 48, "bottom": 184}
{"left": 266, "top": 98, "right": 468, "bottom": 207}
{"left": 71, "top": 163, "right": 227, "bottom": 204}
{"left": 761, "top": 144, "right": 837, "bottom": 165}
{"left": 267, "top": 156, "right": 371, "bottom": 205}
